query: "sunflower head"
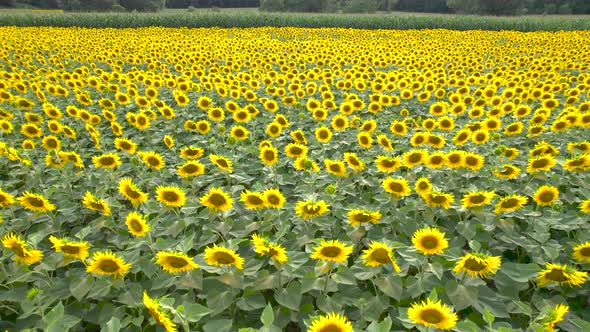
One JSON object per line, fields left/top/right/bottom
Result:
{"left": 86, "top": 250, "right": 131, "bottom": 279}
{"left": 200, "top": 187, "right": 233, "bottom": 212}
{"left": 125, "top": 211, "right": 150, "bottom": 237}
{"left": 295, "top": 200, "right": 330, "bottom": 219}
{"left": 408, "top": 298, "right": 458, "bottom": 330}
{"left": 311, "top": 239, "right": 353, "bottom": 264}
{"left": 360, "top": 241, "right": 400, "bottom": 271}
{"left": 347, "top": 208, "right": 381, "bottom": 225}
{"left": 263, "top": 188, "right": 285, "bottom": 209}
{"left": 412, "top": 227, "right": 449, "bottom": 255}
{"left": 155, "top": 185, "right": 187, "bottom": 208}
{"left": 156, "top": 251, "right": 199, "bottom": 273}
{"left": 204, "top": 244, "right": 244, "bottom": 270}
{"left": 453, "top": 252, "right": 501, "bottom": 278}
{"left": 240, "top": 190, "right": 266, "bottom": 210}
{"left": 307, "top": 312, "right": 353, "bottom": 332}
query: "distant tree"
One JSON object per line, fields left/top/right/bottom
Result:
{"left": 167, "top": 0, "right": 190, "bottom": 7}
{"left": 479, "top": 0, "right": 524, "bottom": 15}
{"left": 120, "top": 0, "right": 166, "bottom": 11}
{"left": 80, "top": 0, "right": 115, "bottom": 10}
{"left": 0, "top": 0, "right": 16, "bottom": 7}
{"left": 446, "top": 0, "right": 479, "bottom": 13}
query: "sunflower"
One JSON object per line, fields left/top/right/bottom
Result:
{"left": 461, "top": 191, "right": 495, "bottom": 208}
{"left": 197, "top": 96, "right": 213, "bottom": 110}
{"left": 180, "top": 146, "right": 204, "bottom": 159}
{"left": 494, "top": 194, "right": 528, "bottom": 214}
{"left": 471, "top": 129, "right": 489, "bottom": 144}
{"left": 177, "top": 160, "right": 205, "bottom": 178}
{"left": 48, "top": 235, "right": 90, "bottom": 262}
{"left": 307, "top": 312, "right": 352, "bottom": 332}
{"left": 331, "top": 114, "right": 349, "bottom": 131}
{"left": 92, "top": 152, "right": 122, "bottom": 169}
{"left": 537, "top": 263, "right": 588, "bottom": 287}
{"left": 0, "top": 188, "right": 15, "bottom": 208}
{"left": 86, "top": 250, "right": 131, "bottom": 279}
{"left": 527, "top": 155, "right": 557, "bottom": 173}
{"left": 204, "top": 244, "right": 244, "bottom": 269}
{"left": 382, "top": 177, "right": 411, "bottom": 198}
{"left": 493, "top": 164, "right": 521, "bottom": 179}
{"left": 533, "top": 185, "right": 559, "bottom": 206}
{"left": 41, "top": 135, "right": 61, "bottom": 151}
{"left": 347, "top": 208, "right": 381, "bottom": 225}
{"left": 125, "top": 211, "right": 150, "bottom": 237}
{"left": 1, "top": 232, "right": 43, "bottom": 265}
{"left": 403, "top": 149, "right": 428, "bottom": 168}
{"left": 209, "top": 154, "right": 233, "bottom": 173}
{"left": 260, "top": 146, "right": 279, "bottom": 166}
{"left": 410, "top": 132, "right": 427, "bottom": 146}
{"left": 240, "top": 190, "right": 266, "bottom": 210}
{"left": 361, "top": 241, "right": 400, "bottom": 271}
{"left": 285, "top": 143, "right": 308, "bottom": 159}
{"left": 291, "top": 129, "right": 308, "bottom": 145}
{"left": 563, "top": 155, "right": 590, "bottom": 172}
{"left": 200, "top": 187, "right": 233, "bottom": 212}
{"left": 462, "top": 153, "right": 485, "bottom": 171}
{"left": 453, "top": 252, "right": 501, "bottom": 278}
{"left": 311, "top": 239, "right": 353, "bottom": 263}
{"left": 572, "top": 242, "right": 590, "bottom": 264}
{"left": 374, "top": 155, "right": 402, "bottom": 173}
{"left": 414, "top": 177, "right": 432, "bottom": 196}
{"left": 250, "top": 234, "right": 288, "bottom": 264}
{"left": 502, "top": 147, "right": 520, "bottom": 160}
{"left": 425, "top": 152, "right": 447, "bottom": 169}
{"left": 445, "top": 150, "right": 464, "bottom": 168}
{"left": 408, "top": 298, "right": 458, "bottom": 330}
{"left": 163, "top": 135, "right": 175, "bottom": 149}
{"left": 357, "top": 132, "right": 373, "bottom": 148}
{"left": 143, "top": 291, "right": 177, "bottom": 332}
{"left": 156, "top": 186, "right": 187, "bottom": 208}
{"left": 17, "top": 191, "right": 56, "bottom": 212}
{"left": 343, "top": 152, "right": 365, "bottom": 171}
{"left": 139, "top": 151, "right": 165, "bottom": 170}
{"left": 579, "top": 198, "right": 590, "bottom": 213}
{"left": 263, "top": 188, "right": 285, "bottom": 209}
{"left": 295, "top": 200, "right": 330, "bottom": 219}
{"left": 412, "top": 227, "right": 448, "bottom": 255}
{"left": 230, "top": 125, "right": 249, "bottom": 141}
{"left": 207, "top": 107, "right": 225, "bottom": 122}
{"left": 156, "top": 251, "right": 199, "bottom": 273}
{"left": 425, "top": 191, "right": 454, "bottom": 209}
{"left": 118, "top": 178, "right": 148, "bottom": 206}
{"left": 233, "top": 109, "right": 251, "bottom": 123}
{"left": 266, "top": 122, "right": 282, "bottom": 138}
{"left": 315, "top": 126, "right": 332, "bottom": 143}
{"left": 452, "top": 129, "right": 471, "bottom": 146}
{"left": 390, "top": 120, "right": 408, "bottom": 136}
{"left": 543, "top": 304, "right": 569, "bottom": 332}
{"left": 114, "top": 137, "right": 138, "bottom": 154}
{"left": 82, "top": 191, "right": 111, "bottom": 216}
{"left": 196, "top": 120, "right": 211, "bottom": 134}
{"left": 324, "top": 159, "right": 347, "bottom": 177}
{"left": 21, "top": 123, "right": 43, "bottom": 138}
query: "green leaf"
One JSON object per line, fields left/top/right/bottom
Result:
{"left": 275, "top": 281, "right": 301, "bottom": 311}
{"left": 69, "top": 275, "right": 94, "bottom": 301}
{"left": 203, "top": 319, "right": 232, "bottom": 332}
{"left": 45, "top": 301, "right": 64, "bottom": 327}
{"left": 483, "top": 307, "right": 495, "bottom": 327}
{"left": 374, "top": 275, "right": 403, "bottom": 301}
{"left": 261, "top": 303, "right": 274, "bottom": 326}
{"left": 446, "top": 281, "right": 478, "bottom": 311}
{"left": 500, "top": 262, "right": 539, "bottom": 283}
{"left": 183, "top": 303, "right": 210, "bottom": 322}
{"left": 102, "top": 317, "right": 121, "bottom": 332}
{"left": 366, "top": 316, "right": 393, "bottom": 332}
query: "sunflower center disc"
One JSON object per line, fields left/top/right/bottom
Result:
{"left": 99, "top": 259, "right": 120, "bottom": 273}
{"left": 539, "top": 192, "right": 555, "bottom": 203}
{"left": 469, "top": 195, "right": 486, "bottom": 204}
{"left": 166, "top": 256, "right": 189, "bottom": 268}
{"left": 213, "top": 252, "right": 235, "bottom": 264}
{"left": 370, "top": 249, "right": 390, "bottom": 264}
{"left": 321, "top": 246, "right": 342, "bottom": 258}
{"left": 420, "top": 309, "right": 443, "bottom": 324}
{"left": 61, "top": 245, "right": 81, "bottom": 255}
{"left": 163, "top": 192, "right": 178, "bottom": 202}
{"left": 28, "top": 197, "right": 45, "bottom": 207}
{"left": 464, "top": 257, "right": 487, "bottom": 271}
{"left": 546, "top": 269, "right": 569, "bottom": 282}
{"left": 317, "top": 323, "right": 342, "bottom": 332}
{"left": 580, "top": 247, "right": 590, "bottom": 257}
{"left": 421, "top": 236, "right": 439, "bottom": 249}
{"left": 209, "top": 193, "right": 226, "bottom": 206}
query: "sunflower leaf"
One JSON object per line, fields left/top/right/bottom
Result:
{"left": 261, "top": 303, "right": 274, "bottom": 326}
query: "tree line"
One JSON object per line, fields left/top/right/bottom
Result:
{"left": 0, "top": 0, "right": 589, "bottom": 15}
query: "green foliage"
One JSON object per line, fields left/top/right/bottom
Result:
{"left": 446, "top": 0, "right": 479, "bottom": 14}
{"left": 343, "top": 0, "right": 380, "bottom": 13}
{"left": 120, "top": 0, "right": 166, "bottom": 11}
{"left": 80, "top": 0, "right": 116, "bottom": 10}
{"left": 260, "top": 0, "right": 284, "bottom": 11}
{"left": 0, "top": 0, "right": 16, "bottom": 7}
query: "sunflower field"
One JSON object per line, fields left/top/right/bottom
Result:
{"left": 0, "top": 26, "right": 589, "bottom": 332}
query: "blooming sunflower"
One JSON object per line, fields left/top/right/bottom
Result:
{"left": 48, "top": 235, "right": 90, "bottom": 262}
{"left": 307, "top": 312, "right": 352, "bottom": 332}
{"left": 250, "top": 234, "right": 288, "bottom": 264}
{"left": 118, "top": 178, "right": 148, "bottom": 206}
{"left": 572, "top": 242, "right": 590, "bottom": 263}
{"left": 294, "top": 157, "right": 321, "bottom": 172}
{"left": 382, "top": 177, "right": 411, "bottom": 198}
{"left": 143, "top": 291, "right": 177, "bottom": 332}
{"left": 155, "top": 251, "right": 199, "bottom": 273}
{"left": 139, "top": 151, "right": 165, "bottom": 170}
{"left": 402, "top": 149, "right": 428, "bottom": 168}
{"left": 260, "top": 146, "right": 279, "bottom": 166}
{"left": 461, "top": 191, "right": 495, "bottom": 208}
{"left": 240, "top": 190, "right": 266, "bottom": 210}
{"left": 493, "top": 164, "right": 521, "bottom": 179}
{"left": 1, "top": 232, "right": 43, "bottom": 265}
{"left": 527, "top": 155, "right": 557, "bottom": 173}
{"left": 579, "top": 198, "right": 590, "bottom": 213}
{"left": 347, "top": 208, "right": 382, "bottom": 225}
{"left": 230, "top": 125, "right": 249, "bottom": 141}
{"left": 284, "top": 143, "right": 308, "bottom": 159}
{"left": 445, "top": 150, "right": 464, "bottom": 169}
{"left": 204, "top": 244, "right": 244, "bottom": 269}
{"left": 463, "top": 153, "right": 485, "bottom": 171}
{"left": 412, "top": 227, "right": 449, "bottom": 255}
{"left": 263, "top": 188, "right": 285, "bottom": 209}
{"left": 180, "top": 146, "right": 204, "bottom": 159}
{"left": 324, "top": 159, "right": 347, "bottom": 177}
{"left": 537, "top": 263, "right": 588, "bottom": 287}
{"left": 114, "top": 137, "right": 138, "bottom": 154}
{"left": 86, "top": 250, "right": 131, "bottom": 279}
{"left": 82, "top": 191, "right": 111, "bottom": 216}
{"left": 17, "top": 191, "right": 56, "bottom": 213}
{"left": 360, "top": 241, "right": 401, "bottom": 271}
{"left": 155, "top": 185, "right": 187, "bottom": 208}
{"left": 177, "top": 160, "right": 205, "bottom": 178}
{"left": 425, "top": 191, "right": 454, "bottom": 209}
{"left": 311, "top": 239, "right": 353, "bottom": 263}
{"left": 425, "top": 152, "right": 447, "bottom": 169}
{"left": 453, "top": 252, "right": 501, "bottom": 278}
{"left": 414, "top": 177, "right": 433, "bottom": 196}
{"left": 374, "top": 155, "right": 402, "bottom": 173}
{"left": 209, "top": 154, "right": 233, "bottom": 173}
{"left": 0, "top": 188, "right": 16, "bottom": 208}
{"left": 543, "top": 304, "right": 569, "bottom": 332}
{"left": 408, "top": 298, "right": 458, "bottom": 330}
{"left": 533, "top": 185, "right": 559, "bottom": 206}
{"left": 315, "top": 126, "right": 332, "bottom": 143}
{"left": 200, "top": 187, "right": 233, "bottom": 212}
{"left": 343, "top": 152, "right": 365, "bottom": 171}
{"left": 92, "top": 152, "right": 122, "bottom": 169}
{"left": 494, "top": 194, "right": 528, "bottom": 214}
{"left": 295, "top": 200, "right": 330, "bottom": 219}
{"left": 125, "top": 211, "right": 150, "bottom": 237}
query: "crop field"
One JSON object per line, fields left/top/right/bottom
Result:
{"left": 0, "top": 26, "right": 589, "bottom": 331}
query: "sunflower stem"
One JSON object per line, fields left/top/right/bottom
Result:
{"left": 460, "top": 271, "right": 468, "bottom": 285}
{"left": 322, "top": 266, "right": 332, "bottom": 296}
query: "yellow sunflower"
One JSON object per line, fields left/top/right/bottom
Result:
{"left": 347, "top": 208, "right": 382, "bottom": 225}
{"left": 155, "top": 251, "right": 199, "bottom": 273}
{"left": 17, "top": 191, "right": 56, "bottom": 213}
{"left": 48, "top": 235, "right": 90, "bottom": 262}
{"left": 177, "top": 160, "right": 205, "bottom": 178}
{"left": 230, "top": 125, "right": 249, "bottom": 141}
{"left": 374, "top": 155, "right": 402, "bottom": 173}
{"left": 114, "top": 137, "right": 138, "bottom": 154}
{"left": 357, "top": 131, "right": 373, "bottom": 148}
{"left": 260, "top": 146, "right": 279, "bottom": 166}
{"left": 204, "top": 244, "right": 244, "bottom": 269}
{"left": 209, "top": 154, "right": 233, "bottom": 173}
{"left": 543, "top": 304, "right": 569, "bottom": 332}
{"left": 412, "top": 227, "right": 449, "bottom": 255}
{"left": 92, "top": 152, "right": 122, "bottom": 169}
{"left": 533, "top": 185, "right": 559, "bottom": 206}
{"left": 343, "top": 152, "right": 365, "bottom": 171}
{"left": 527, "top": 155, "right": 556, "bottom": 173}
{"left": 408, "top": 298, "right": 458, "bottom": 330}
{"left": 445, "top": 150, "right": 464, "bottom": 168}
{"left": 125, "top": 211, "right": 150, "bottom": 237}
{"left": 461, "top": 191, "right": 495, "bottom": 208}
{"left": 537, "top": 263, "right": 587, "bottom": 287}
{"left": 315, "top": 126, "right": 332, "bottom": 143}
{"left": 0, "top": 188, "right": 16, "bottom": 208}
{"left": 360, "top": 241, "right": 400, "bottom": 272}
{"left": 200, "top": 187, "right": 233, "bottom": 212}
{"left": 579, "top": 198, "right": 590, "bottom": 213}
{"left": 294, "top": 157, "right": 321, "bottom": 172}
{"left": 462, "top": 152, "right": 485, "bottom": 171}
{"left": 139, "top": 151, "right": 165, "bottom": 170}
{"left": 180, "top": 146, "right": 204, "bottom": 159}
{"left": 295, "top": 200, "right": 330, "bottom": 219}
{"left": 453, "top": 252, "right": 501, "bottom": 278}
{"left": 86, "top": 250, "right": 131, "bottom": 279}
{"left": 573, "top": 242, "right": 590, "bottom": 263}
{"left": 250, "top": 234, "right": 288, "bottom": 264}
{"left": 143, "top": 291, "right": 177, "bottom": 332}
{"left": 285, "top": 143, "right": 308, "bottom": 159}
{"left": 402, "top": 149, "right": 428, "bottom": 168}
{"left": 156, "top": 185, "right": 187, "bottom": 208}
{"left": 311, "top": 239, "right": 353, "bottom": 263}
{"left": 82, "top": 191, "right": 111, "bottom": 216}
{"left": 494, "top": 194, "right": 528, "bottom": 214}
{"left": 493, "top": 164, "right": 521, "bottom": 179}
{"left": 240, "top": 190, "right": 266, "bottom": 210}
{"left": 382, "top": 177, "right": 411, "bottom": 198}
{"left": 1, "top": 232, "right": 43, "bottom": 265}
{"left": 118, "top": 178, "right": 148, "bottom": 206}
{"left": 307, "top": 312, "right": 352, "bottom": 332}
{"left": 263, "top": 188, "right": 285, "bottom": 209}
{"left": 324, "top": 159, "right": 347, "bottom": 177}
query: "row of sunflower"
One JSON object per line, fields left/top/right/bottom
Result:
{"left": 0, "top": 26, "right": 589, "bottom": 331}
